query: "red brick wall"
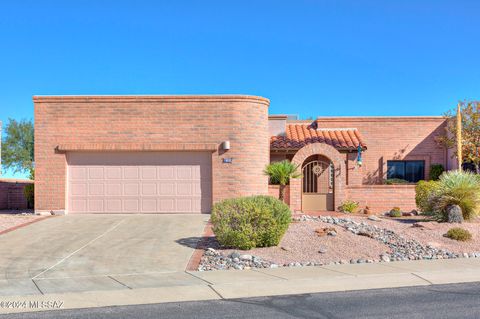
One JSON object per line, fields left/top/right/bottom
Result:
{"left": 314, "top": 117, "right": 447, "bottom": 185}
{"left": 34, "top": 95, "right": 270, "bottom": 213}
{"left": 346, "top": 185, "right": 417, "bottom": 214}
{"left": 268, "top": 185, "right": 290, "bottom": 205}
{"left": 0, "top": 179, "right": 33, "bottom": 210}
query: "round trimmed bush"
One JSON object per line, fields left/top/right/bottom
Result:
{"left": 389, "top": 207, "right": 402, "bottom": 218}
{"left": 444, "top": 227, "right": 472, "bottom": 241}
{"left": 415, "top": 180, "right": 440, "bottom": 214}
{"left": 211, "top": 195, "right": 291, "bottom": 250}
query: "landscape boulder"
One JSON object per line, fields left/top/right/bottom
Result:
{"left": 447, "top": 205, "right": 464, "bottom": 223}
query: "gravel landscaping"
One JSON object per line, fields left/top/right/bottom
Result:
{"left": 198, "top": 215, "right": 480, "bottom": 271}
{"left": 0, "top": 212, "right": 43, "bottom": 233}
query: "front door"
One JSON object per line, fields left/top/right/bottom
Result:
{"left": 302, "top": 159, "right": 334, "bottom": 211}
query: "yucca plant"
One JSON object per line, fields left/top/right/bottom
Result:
{"left": 429, "top": 170, "right": 480, "bottom": 221}
{"left": 264, "top": 160, "right": 302, "bottom": 201}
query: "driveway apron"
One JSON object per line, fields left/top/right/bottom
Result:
{"left": 0, "top": 214, "right": 208, "bottom": 295}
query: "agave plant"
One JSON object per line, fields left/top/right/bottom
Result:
{"left": 264, "top": 160, "right": 302, "bottom": 201}
{"left": 429, "top": 170, "right": 480, "bottom": 221}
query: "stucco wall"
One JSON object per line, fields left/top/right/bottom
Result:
{"left": 34, "top": 95, "right": 270, "bottom": 213}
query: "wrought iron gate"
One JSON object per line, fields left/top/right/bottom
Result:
{"left": 302, "top": 160, "right": 334, "bottom": 211}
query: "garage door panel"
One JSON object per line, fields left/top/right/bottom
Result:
{"left": 123, "top": 199, "right": 139, "bottom": 212}
{"left": 123, "top": 167, "right": 139, "bottom": 179}
{"left": 88, "top": 183, "right": 104, "bottom": 196}
{"left": 159, "top": 183, "right": 175, "bottom": 195}
{"left": 141, "top": 199, "right": 157, "bottom": 212}
{"left": 70, "top": 167, "right": 87, "bottom": 181}
{"left": 176, "top": 199, "right": 193, "bottom": 212}
{"left": 105, "top": 199, "right": 122, "bottom": 212}
{"left": 141, "top": 167, "right": 157, "bottom": 180}
{"left": 158, "top": 167, "right": 175, "bottom": 179}
{"left": 105, "top": 167, "right": 122, "bottom": 179}
{"left": 68, "top": 152, "right": 211, "bottom": 213}
{"left": 158, "top": 198, "right": 175, "bottom": 212}
{"left": 124, "top": 183, "right": 140, "bottom": 196}
{"left": 177, "top": 167, "right": 193, "bottom": 180}
{"left": 176, "top": 183, "right": 193, "bottom": 196}
{"left": 88, "top": 167, "right": 104, "bottom": 179}
{"left": 71, "top": 199, "right": 87, "bottom": 212}
{"left": 141, "top": 183, "right": 157, "bottom": 195}
{"left": 70, "top": 183, "right": 87, "bottom": 196}
{"left": 105, "top": 183, "right": 122, "bottom": 196}
{"left": 88, "top": 199, "right": 104, "bottom": 212}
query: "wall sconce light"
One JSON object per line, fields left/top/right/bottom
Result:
{"left": 221, "top": 141, "right": 230, "bottom": 151}
{"left": 357, "top": 144, "right": 363, "bottom": 167}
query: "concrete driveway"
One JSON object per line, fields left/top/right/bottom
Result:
{"left": 0, "top": 214, "right": 209, "bottom": 295}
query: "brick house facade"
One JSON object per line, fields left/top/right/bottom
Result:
{"left": 34, "top": 95, "right": 269, "bottom": 214}
{"left": 34, "top": 95, "right": 452, "bottom": 214}
{"left": 269, "top": 115, "right": 454, "bottom": 213}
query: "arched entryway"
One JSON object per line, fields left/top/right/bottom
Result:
{"left": 302, "top": 155, "right": 334, "bottom": 211}
{"left": 290, "top": 143, "right": 346, "bottom": 212}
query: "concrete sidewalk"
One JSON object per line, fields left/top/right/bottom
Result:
{"left": 1, "top": 258, "right": 480, "bottom": 314}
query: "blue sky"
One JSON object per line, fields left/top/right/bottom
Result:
{"left": 1, "top": 1, "right": 479, "bottom": 178}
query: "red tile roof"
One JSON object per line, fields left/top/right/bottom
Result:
{"left": 270, "top": 124, "right": 367, "bottom": 151}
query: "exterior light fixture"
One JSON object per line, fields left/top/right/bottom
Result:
{"left": 222, "top": 141, "right": 230, "bottom": 150}
{"left": 357, "top": 144, "right": 363, "bottom": 167}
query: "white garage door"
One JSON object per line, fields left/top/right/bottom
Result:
{"left": 67, "top": 152, "right": 212, "bottom": 214}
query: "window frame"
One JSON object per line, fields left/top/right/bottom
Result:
{"left": 386, "top": 160, "right": 425, "bottom": 183}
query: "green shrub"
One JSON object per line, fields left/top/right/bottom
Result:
{"left": 444, "top": 227, "right": 472, "bottom": 241}
{"left": 211, "top": 195, "right": 291, "bottom": 250}
{"left": 384, "top": 178, "right": 410, "bottom": 185}
{"left": 339, "top": 200, "right": 359, "bottom": 213}
{"left": 23, "top": 168, "right": 34, "bottom": 209}
{"left": 429, "top": 164, "right": 444, "bottom": 181}
{"left": 23, "top": 184, "right": 34, "bottom": 209}
{"left": 415, "top": 180, "right": 440, "bottom": 213}
{"left": 389, "top": 207, "right": 402, "bottom": 217}
{"left": 429, "top": 170, "right": 480, "bottom": 221}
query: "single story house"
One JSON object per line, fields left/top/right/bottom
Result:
{"left": 34, "top": 95, "right": 456, "bottom": 215}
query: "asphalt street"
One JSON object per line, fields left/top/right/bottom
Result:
{"left": 2, "top": 282, "right": 480, "bottom": 319}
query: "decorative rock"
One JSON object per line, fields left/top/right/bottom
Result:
{"left": 447, "top": 204, "right": 464, "bottom": 223}
{"left": 200, "top": 214, "right": 474, "bottom": 271}
{"left": 368, "top": 216, "right": 380, "bottom": 221}
{"left": 240, "top": 254, "right": 252, "bottom": 261}
{"left": 230, "top": 251, "right": 240, "bottom": 259}
{"left": 380, "top": 254, "right": 390, "bottom": 262}
{"left": 318, "top": 248, "right": 327, "bottom": 254}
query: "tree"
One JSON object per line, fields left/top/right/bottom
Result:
{"left": 1, "top": 118, "right": 34, "bottom": 174}
{"left": 437, "top": 101, "right": 480, "bottom": 173}
{"left": 264, "top": 160, "right": 302, "bottom": 201}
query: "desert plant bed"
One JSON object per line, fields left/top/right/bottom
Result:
{"left": 198, "top": 215, "right": 480, "bottom": 271}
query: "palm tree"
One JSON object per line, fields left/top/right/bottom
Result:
{"left": 264, "top": 160, "right": 302, "bottom": 201}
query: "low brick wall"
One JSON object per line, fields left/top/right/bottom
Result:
{"left": 268, "top": 185, "right": 290, "bottom": 206}
{"left": 0, "top": 179, "right": 34, "bottom": 210}
{"left": 346, "top": 184, "right": 417, "bottom": 214}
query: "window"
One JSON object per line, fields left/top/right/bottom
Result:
{"left": 387, "top": 160, "right": 425, "bottom": 183}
